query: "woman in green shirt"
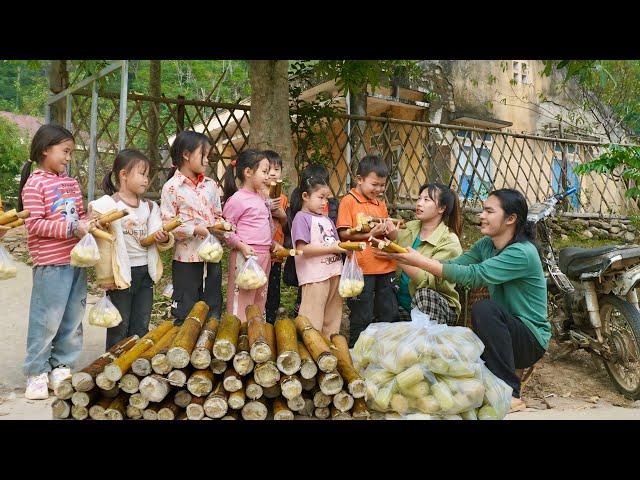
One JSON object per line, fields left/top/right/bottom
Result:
{"left": 376, "top": 188, "right": 548, "bottom": 408}
{"left": 395, "top": 183, "right": 463, "bottom": 325}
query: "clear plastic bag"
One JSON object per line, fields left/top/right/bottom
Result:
{"left": 338, "top": 253, "right": 365, "bottom": 298}
{"left": 235, "top": 255, "right": 268, "bottom": 290}
{"left": 0, "top": 244, "right": 17, "bottom": 280}
{"left": 197, "top": 234, "right": 223, "bottom": 263}
{"left": 477, "top": 363, "right": 513, "bottom": 420}
{"left": 70, "top": 233, "right": 100, "bottom": 267}
{"left": 88, "top": 293, "right": 123, "bottom": 328}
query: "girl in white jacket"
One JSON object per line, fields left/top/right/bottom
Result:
{"left": 91, "top": 149, "right": 174, "bottom": 349}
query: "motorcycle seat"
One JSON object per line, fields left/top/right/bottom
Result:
{"left": 559, "top": 245, "right": 640, "bottom": 279}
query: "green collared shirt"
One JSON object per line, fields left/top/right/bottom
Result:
{"left": 397, "top": 220, "right": 463, "bottom": 315}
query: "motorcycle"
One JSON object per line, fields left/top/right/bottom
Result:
{"left": 528, "top": 187, "right": 640, "bottom": 399}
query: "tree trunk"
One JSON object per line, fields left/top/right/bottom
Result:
{"left": 249, "top": 61, "right": 295, "bottom": 190}
{"left": 349, "top": 91, "right": 368, "bottom": 184}
{"left": 47, "top": 60, "right": 68, "bottom": 126}
{"left": 148, "top": 60, "right": 162, "bottom": 176}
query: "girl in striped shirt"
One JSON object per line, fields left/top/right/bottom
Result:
{"left": 18, "top": 125, "right": 93, "bottom": 400}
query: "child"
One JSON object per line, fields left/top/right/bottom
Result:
{"left": 290, "top": 175, "right": 347, "bottom": 336}
{"left": 160, "top": 131, "right": 224, "bottom": 325}
{"left": 337, "top": 154, "right": 399, "bottom": 347}
{"left": 18, "top": 125, "right": 92, "bottom": 399}
{"left": 222, "top": 149, "right": 274, "bottom": 322}
{"left": 263, "top": 150, "right": 288, "bottom": 324}
{"left": 92, "top": 149, "right": 175, "bottom": 349}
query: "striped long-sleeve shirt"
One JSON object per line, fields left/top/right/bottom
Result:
{"left": 21, "top": 169, "right": 86, "bottom": 266}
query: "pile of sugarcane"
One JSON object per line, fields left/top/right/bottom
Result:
{"left": 51, "top": 301, "right": 370, "bottom": 421}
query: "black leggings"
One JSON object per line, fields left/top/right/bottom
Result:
{"left": 471, "top": 299, "right": 545, "bottom": 398}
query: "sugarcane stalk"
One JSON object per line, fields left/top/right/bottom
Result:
{"left": 273, "top": 397, "right": 294, "bottom": 420}
{"left": 294, "top": 316, "right": 337, "bottom": 373}
{"left": 299, "top": 397, "right": 315, "bottom": 417}
{"left": 88, "top": 397, "right": 112, "bottom": 420}
{"left": 210, "top": 219, "right": 235, "bottom": 232}
{"left": 297, "top": 341, "right": 318, "bottom": 380}
{"left": 233, "top": 324, "right": 254, "bottom": 376}
{"left": 338, "top": 241, "right": 367, "bottom": 251}
{"left": 139, "top": 374, "right": 171, "bottom": 402}
{"left": 245, "top": 377, "right": 263, "bottom": 400}
{"left": 139, "top": 216, "right": 182, "bottom": 247}
{"left": 53, "top": 380, "right": 74, "bottom": 400}
{"left": 368, "top": 236, "right": 408, "bottom": 253}
{"left": 102, "top": 385, "right": 120, "bottom": 398}
{"left": 228, "top": 387, "right": 246, "bottom": 410}
{"left": 204, "top": 380, "right": 228, "bottom": 419}
{"left": 52, "top": 399, "right": 71, "bottom": 419}
{"left": 0, "top": 209, "right": 17, "bottom": 225}
{"left": 314, "top": 407, "right": 330, "bottom": 419}
{"left": 71, "top": 405, "right": 89, "bottom": 420}
{"left": 71, "top": 388, "right": 98, "bottom": 408}
{"left": 168, "top": 302, "right": 208, "bottom": 368}
{"left": 151, "top": 354, "right": 172, "bottom": 375}
{"left": 119, "top": 373, "right": 140, "bottom": 394}
{"left": 129, "top": 393, "right": 149, "bottom": 410}
{"left": 166, "top": 368, "right": 189, "bottom": 387}
{"left": 173, "top": 389, "right": 192, "bottom": 409}
{"left": 221, "top": 410, "right": 239, "bottom": 420}
{"left": 329, "top": 333, "right": 366, "bottom": 398}
{"left": 318, "top": 371, "right": 344, "bottom": 396}
{"left": 313, "top": 388, "right": 332, "bottom": 408}
{"left": 132, "top": 327, "right": 179, "bottom": 376}
{"left": 72, "top": 335, "right": 139, "bottom": 392}
{"left": 300, "top": 375, "right": 317, "bottom": 392}
{"left": 271, "top": 247, "right": 303, "bottom": 260}
{"left": 287, "top": 395, "right": 306, "bottom": 413}
{"left": 253, "top": 361, "right": 280, "bottom": 388}
{"left": 280, "top": 374, "right": 303, "bottom": 400}
{"left": 333, "top": 390, "right": 355, "bottom": 412}
{"left": 247, "top": 305, "right": 271, "bottom": 363}
{"left": 210, "top": 359, "right": 227, "bottom": 375}
{"left": 104, "top": 393, "right": 128, "bottom": 420}
{"left": 331, "top": 405, "right": 352, "bottom": 420}
{"left": 269, "top": 180, "right": 283, "bottom": 199}
{"left": 262, "top": 384, "right": 281, "bottom": 399}
{"left": 104, "top": 320, "right": 175, "bottom": 381}
{"left": 96, "top": 372, "right": 116, "bottom": 391}
{"left": 186, "top": 395, "right": 206, "bottom": 420}
{"left": 187, "top": 369, "right": 215, "bottom": 397}
{"left": 352, "top": 397, "right": 371, "bottom": 420}
{"left": 241, "top": 398, "right": 268, "bottom": 420}
{"left": 4, "top": 218, "right": 24, "bottom": 229}
{"left": 190, "top": 317, "right": 218, "bottom": 369}
{"left": 222, "top": 367, "right": 243, "bottom": 393}
{"left": 143, "top": 404, "right": 160, "bottom": 420}
{"left": 275, "top": 318, "right": 301, "bottom": 375}
{"left": 213, "top": 313, "right": 241, "bottom": 361}
{"left": 158, "top": 400, "right": 182, "bottom": 420}
{"left": 126, "top": 405, "right": 143, "bottom": 420}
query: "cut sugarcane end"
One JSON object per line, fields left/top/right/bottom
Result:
{"left": 250, "top": 343, "right": 271, "bottom": 363}
{"left": 317, "top": 353, "right": 338, "bottom": 373}
{"left": 167, "top": 347, "right": 191, "bottom": 369}
{"left": 277, "top": 352, "right": 301, "bottom": 376}
{"left": 300, "top": 361, "right": 318, "bottom": 379}
{"left": 213, "top": 342, "right": 235, "bottom": 362}
{"left": 348, "top": 380, "right": 367, "bottom": 399}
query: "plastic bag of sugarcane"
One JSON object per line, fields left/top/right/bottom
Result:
{"left": 88, "top": 293, "right": 123, "bottom": 328}
{"left": 0, "top": 243, "right": 17, "bottom": 280}
{"left": 197, "top": 234, "right": 224, "bottom": 263}
{"left": 235, "top": 255, "right": 268, "bottom": 290}
{"left": 338, "top": 252, "right": 364, "bottom": 298}
{"left": 70, "top": 232, "right": 101, "bottom": 267}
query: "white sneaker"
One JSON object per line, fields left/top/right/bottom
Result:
{"left": 49, "top": 365, "right": 72, "bottom": 391}
{"left": 25, "top": 373, "right": 49, "bottom": 400}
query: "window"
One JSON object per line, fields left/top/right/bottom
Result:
{"left": 512, "top": 60, "right": 530, "bottom": 85}
{"left": 455, "top": 144, "right": 493, "bottom": 201}
{"left": 552, "top": 143, "right": 580, "bottom": 209}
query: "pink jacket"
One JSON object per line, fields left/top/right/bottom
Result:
{"left": 222, "top": 188, "right": 273, "bottom": 253}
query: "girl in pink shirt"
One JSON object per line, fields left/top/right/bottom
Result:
{"left": 222, "top": 149, "right": 275, "bottom": 321}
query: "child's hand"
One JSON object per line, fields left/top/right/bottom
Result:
{"left": 208, "top": 228, "right": 228, "bottom": 241}
{"left": 269, "top": 198, "right": 282, "bottom": 212}
{"left": 238, "top": 242, "right": 256, "bottom": 258}
{"left": 155, "top": 230, "right": 169, "bottom": 243}
{"left": 369, "top": 222, "right": 387, "bottom": 238}
{"left": 333, "top": 242, "right": 348, "bottom": 254}
{"left": 385, "top": 219, "right": 398, "bottom": 237}
{"left": 193, "top": 224, "right": 209, "bottom": 239}
{"left": 271, "top": 241, "right": 284, "bottom": 252}
{"left": 76, "top": 219, "right": 91, "bottom": 238}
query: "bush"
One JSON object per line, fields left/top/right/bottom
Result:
{"left": 0, "top": 117, "right": 29, "bottom": 208}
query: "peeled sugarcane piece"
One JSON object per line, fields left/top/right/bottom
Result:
{"left": 280, "top": 374, "right": 303, "bottom": 400}
{"left": 275, "top": 318, "right": 301, "bottom": 375}
{"left": 168, "top": 302, "right": 208, "bottom": 368}
{"left": 173, "top": 389, "right": 192, "bottom": 409}
{"left": 210, "top": 359, "right": 227, "bottom": 375}
{"left": 368, "top": 236, "right": 408, "bottom": 253}
{"left": 71, "top": 388, "right": 98, "bottom": 408}
{"left": 298, "top": 342, "right": 318, "bottom": 380}
{"left": 52, "top": 399, "right": 71, "bottom": 419}
{"left": 139, "top": 374, "right": 171, "bottom": 403}
{"left": 186, "top": 396, "right": 206, "bottom": 420}
{"left": 71, "top": 405, "right": 89, "bottom": 420}
{"left": 352, "top": 397, "right": 371, "bottom": 420}
{"left": 228, "top": 387, "right": 246, "bottom": 410}
{"left": 223, "top": 367, "right": 243, "bottom": 393}
{"left": 300, "top": 375, "right": 316, "bottom": 392}
{"left": 190, "top": 317, "right": 218, "bottom": 369}
{"left": 294, "top": 316, "right": 337, "bottom": 373}
{"left": 104, "top": 393, "right": 128, "bottom": 420}
{"left": 204, "top": 381, "right": 228, "bottom": 419}
{"left": 331, "top": 405, "right": 352, "bottom": 420}
{"left": 271, "top": 247, "right": 303, "bottom": 260}
{"left": 245, "top": 377, "right": 263, "bottom": 400}
{"left": 241, "top": 398, "right": 268, "bottom": 420}
{"left": 158, "top": 399, "right": 182, "bottom": 420}
{"left": 140, "top": 216, "right": 182, "bottom": 247}
{"left": 263, "top": 384, "right": 282, "bottom": 399}
{"left": 126, "top": 405, "right": 143, "bottom": 420}
{"left": 213, "top": 312, "right": 241, "bottom": 361}
{"left": 54, "top": 381, "right": 74, "bottom": 400}
{"left": 104, "top": 320, "right": 175, "bottom": 381}
{"left": 395, "top": 364, "right": 424, "bottom": 391}
{"left": 72, "top": 335, "right": 139, "bottom": 392}
{"left": 132, "top": 326, "right": 179, "bottom": 376}
{"left": 330, "top": 333, "right": 366, "bottom": 399}
{"left": 102, "top": 385, "right": 120, "bottom": 399}
{"left": 247, "top": 306, "right": 271, "bottom": 363}
{"left": 187, "top": 369, "right": 215, "bottom": 397}
{"left": 299, "top": 396, "right": 315, "bottom": 417}
{"left": 314, "top": 407, "right": 330, "bottom": 419}
{"left": 287, "top": 395, "right": 306, "bottom": 412}
{"left": 129, "top": 393, "right": 149, "bottom": 410}
{"left": 313, "top": 388, "right": 332, "bottom": 408}
{"left": 273, "top": 397, "right": 294, "bottom": 420}
{"left": 333, "top": 390, "right": 355, "bottom": 412}
{"left": 96, "top": 372, "right": 116, "bottom": 391}
{"left": 222, "top": 410, "right": 239, "bottom": 420}
{"left": 269, "top": 180, "right": 283, "bottom": 199}
{"left": 88, "top": 397, "right": 112, "bottom": 420}
{"left": 338, "top": 241, "right": 367, "bottom": 251}
{"left": 143, "top": 404, "right": 160, "bottom": 420}
{"left": 318, "top": 371, "right": 344, "bottom": 396}
{"left": 119, "top": 373, "right": 140, "bottom": 394}
{"left": 167, "top": 366, "right": 192, "bottom": 387}
{"left": 233, "top": 323, "right": 254, "bottom": 376}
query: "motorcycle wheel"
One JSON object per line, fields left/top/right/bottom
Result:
{"left": 599, "top": 295, "right": 640, "bottom": 399}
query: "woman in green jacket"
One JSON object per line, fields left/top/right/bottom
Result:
{"left": 395, "top": 183, "right": 463, "bottom": 325}
{"left": 377, "top": 188, "right": 548, "bottom": 408}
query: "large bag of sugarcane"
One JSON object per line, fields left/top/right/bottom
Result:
{"left": 338, "top": 252, "right": 364, "bottom": 298}
{"left": 88, "top": 293, "right": 123, "bottom": 328}
{"left": 476, "top": 363, "right": 512, "bottom": 420}
{"left": 0, "top": 244, "right": 17, "bottom": 280}
{"left": 70, "top": 233, "right": 100, "bottom": 267}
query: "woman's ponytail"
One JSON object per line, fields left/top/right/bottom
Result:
{"left": 17, "top": 161, "right": 33, "bottom": 211}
